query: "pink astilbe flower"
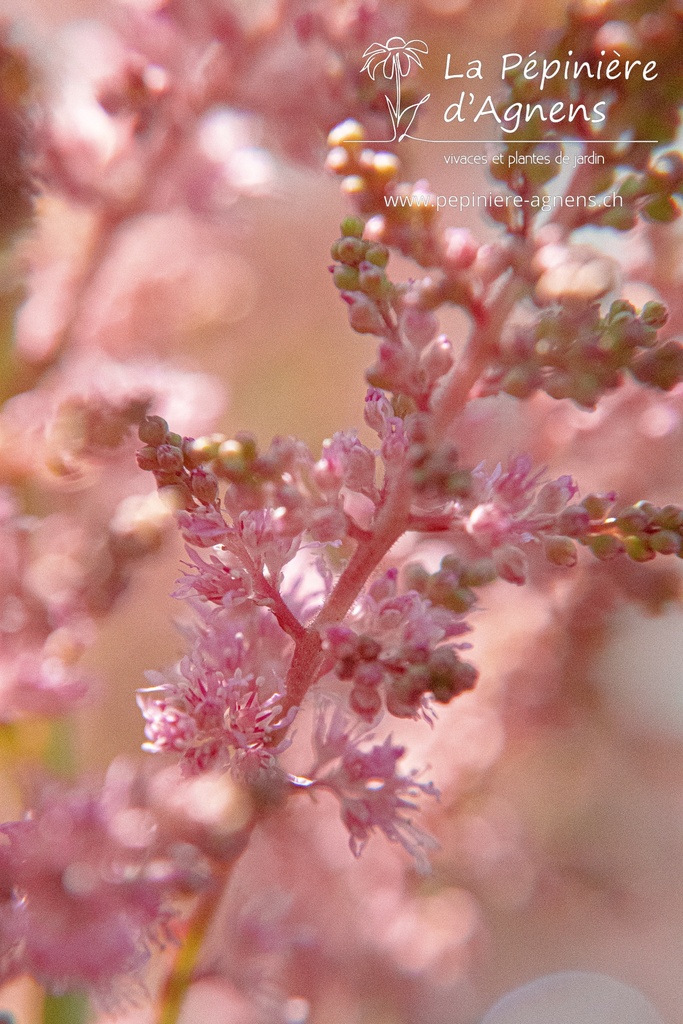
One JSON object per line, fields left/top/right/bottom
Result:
{"left": 138, "top": 601, "right": 296, "bottom": 778}
{"left": 308, "top": 701, "right": 439, "bottom": 872}
{"left": 173, "top": 546, "right": 250, "bottom": 605}
{"left": 236, "top": 509, "right": 302, "bottom": 579}
{"left": 466, "top": 456, "right": 579, "bottom": 551}
{"left": 0, "top": 779, "right": 200, "bottom": 996}
{"left": 317, "top": 431, "right": 379, "bottom": 502}
{"left": 139, "top": 669, "right": 295, "bottom": 779}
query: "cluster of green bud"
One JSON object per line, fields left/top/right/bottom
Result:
{"left": 582, "top": 499, "right": 683, "bottom": 563}
{"left": 326, "top": 121, "right": 443, "bottom": 269}
{"left": 326, "top": 615, "right": 479, "bottom": 722}
{"left": 543, "top": 494, "right": 683, "bottom": 565}
{"left": 330, "top": 216, "right": 392, "bottom": 302}
{"left": 137, "top": 415, "right": 220, "bottom": 509}
{"left": 385, "top": 647, "right": 478, "bottom": 717}
{"left": 326, "top": 121, "right": 401, "bottom": 216}
{"left": 492, "top": 299, "right": 678, "bottom": 409}
{"left": 138, "top": 420, "right": 351, "bottom": 542}
{"left": 405, "top": 555, "right": 499, "bottom": 614}
{"left": 616, "top": 151, "right": 683, "bottom": 226}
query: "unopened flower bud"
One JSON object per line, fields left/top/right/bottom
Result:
{"left": 386, "top": 671, "right": 428, "bottom": 718}
{"left": 358, "top": 261, "right": 387, "bottom": 299}
{"left": 345, "top": 293, "right": 385, "bottom": 335}
{"left": 328, "top": 119, "right": 365, "bottom": 149}
{"left": 218, "top": 439, "right": 247, "bottom": 477}
{"left": 535, "top": 476, "right": 577, "bottom": 515}
{"left": 586, "top": 533, "right": 625, "bottom": 560}
{"left": 493, "top": 545, "right": 528, "bottom": 585}
{"left": 136, "top": 446, "right": 159, "bottom": 470}
{"left": 190, "top": 469, "right": 219, "bottom": 505}
{"left": 324, "top": 625, "right": 358, "bottom": 658}
{"left": 624, "top": 535, "right": 656, "bottom": 562}
{"left": 649, "top": 530, "right": 682, "bottom": 555}
{"left": 158, "top": 482, "right": 194, "bottom": 511}
{"left": 371, "top": 152, "right": 400, "bottom": 181}
{"left": 581, "top": 493, "right": 615, "bottom": 521}
{"left": 138, "top": 415, "right": 168, "bottom": 446}
{"left": 502, "top": 365, "right": 541, "bottom": 399}
{"left": 632, "top": 341, "right": 683, "bottom": 391}
{"left": 350, "top": 685, "right": 382, "bottom": 721}
{"left": 333, "top": 264, "right": 360, "bottom": 291}
{"left": 365, "top": 244, "right": 389, "bottom": 268}
{"left": 188, "top": 434, "right": 224, "bottom": 462}
{"left": 325, "top": 146, "right": 352, "bottom": 175}
{"left": 421, "top": 336, "right": 454, "bottom": 381}
{"left": 336, "top": 237, "right": 368, "bottom": 266}
{"left": 543, "top": 535, "right": 578, "bottom": 567}
{"left": 156, "top": 444, "right": 184, "bottom": 473}
{"left": 404, "top": 563, "right": 430, "bottom": 593}
{"left": 443, "top": 227, "right": 478, "bottom": 271}
{"left": 364, "top": 388, "right": 392, "bottom": 434}
{"left": 357, "top": 635, "right": 381, "bottom": 661}
{"left": 368, "top": 569, "right": 397, "bottom": 603}
{"left": 340, "top": 215, "right": 364, "bottom": 239}
{"left": 556, "top": 505, "right": 591, "bottom": 537}
{"left": 459, "top": 559, "right": 498, "bottom": 587}
{"left": 427, "top": 572, "right": 476, "bottom": 613}
{"left": 615, "top": 506, "right": 650, "bottom": 534}
{"left": 656, "top": 505, "right": 683, "bottom": 531}
{"left": 429, "top": 651, "right": 478, "bottom": 703}
{"left": 640, "top": 301, "right": 668, "bottom": 329}
{"left": 341, "top": 175, "right": 366, "bottom": 198}
{"left": 401, "top": 306, "right": 438, "bottom": 349}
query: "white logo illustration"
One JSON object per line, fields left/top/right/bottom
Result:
{"left": 361, "top": 37, "right": 430, "bottom": 141}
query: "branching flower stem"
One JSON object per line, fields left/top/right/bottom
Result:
{"left": 280, "top": 465, "right": 411, "bottom": 712}
{"left": 432, "top": 275, "right": 526, "bottom": 435}
{"left": 279, "top": 278, "right": 525, "bottom": 716}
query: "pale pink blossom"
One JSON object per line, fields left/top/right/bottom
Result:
{"left": 0, "top": 780, "right": 199, "bottom": 995}
{"left": 308, "top": 702, "right": 439, "bottom": 872}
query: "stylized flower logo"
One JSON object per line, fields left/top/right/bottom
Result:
{"left": 361, "top": 37, "right": 430, "bottom": 142}
{"left": 361, "top": 37, "right": 428, "bottom": 80}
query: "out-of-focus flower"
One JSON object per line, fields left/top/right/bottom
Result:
{"left": 0, "top": 774, "right": 209, "bottom": 997}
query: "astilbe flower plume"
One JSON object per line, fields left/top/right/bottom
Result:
{"left": 3, "top": 0, "right": 683, "bottom": 1019}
